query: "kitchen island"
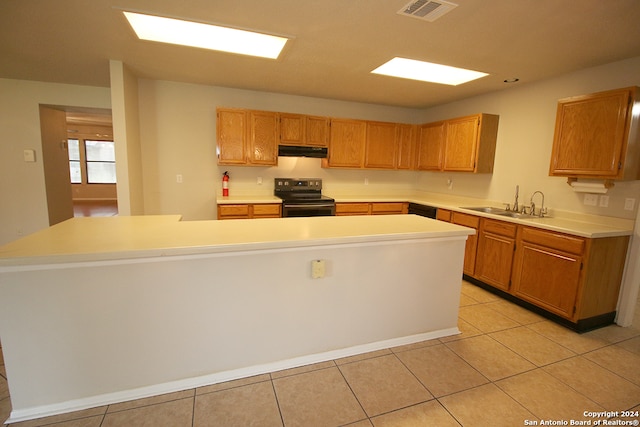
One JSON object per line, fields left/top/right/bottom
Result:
{"left": 0, "top": 214, "right": 473, "bottom": 423}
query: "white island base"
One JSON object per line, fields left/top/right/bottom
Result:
{"left": 0, "top": 215, "right": 471, "bottom": 423}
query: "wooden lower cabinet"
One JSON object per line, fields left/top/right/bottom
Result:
{"left": 335, "top": 203, "right": 370, "bottom": 216}
{"left": 335, "top": 202, "right": 408, "bottom": 216}
{"left": 511, "top": 227, "right": 628, "bottom": 325}
{"left": 466, "top": 216, "right": 629, "bottom": 330}
{"left": 451, "top": 212, "right": 480, "bottom": 276}
{"left": 218, "top": 203, "right": 281, "bottom": 219}
{"left": 435, "top": 208, "right": 452, "bottom": 222}
{"left": 475, "top": 218, "right": 516, "bottom": 292}
{"left": 371, "top": 202, "right": 408, "bottom": 215}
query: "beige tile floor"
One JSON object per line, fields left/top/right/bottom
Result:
{"left": 1, "top": 280, "right": 639, "bottom": 426}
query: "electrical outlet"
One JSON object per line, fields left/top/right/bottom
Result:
{"left": 311, "top": 259, "right": 325, "bottom": 279}
{"left": 583, "top": 194, "right": 598, "bottom": 206}
{"left": 364, "top": 178, "right": 369, "bottom": 185}
{"left": 257, "top": 176, "right": 262, "bottom": 185}
{"left": 176, "top": 174, "right": 183, "bottom": 183}
{"left": 625, "top": 198, "right": 636, "bottom": 211}
{"left": 599, "top": 195, "right": 609, "bottom": 208}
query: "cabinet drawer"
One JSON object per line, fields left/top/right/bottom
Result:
{"left": 336, "top": 203, "right": 370, "bottom": 214}
{"left": 218, "top": 204, "right": 250, "bottom": 217}
{"left": 481, "top": 218, "right": 516, "bottom": 238}
{"left": 520, "top": 227, "right": 585, "bottom": 255}
{"left": 452, "top": 212, "right": 480, "bottom": 228}
{"left": 252, "top": 204, "right": 281, "bottom": 217}
{"left": 436, "top": 209, "right": 452, "bottom": 222}
{"left": 371, "top": 202, "right": 406, "bottom": 214}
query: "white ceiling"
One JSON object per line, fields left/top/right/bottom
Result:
{"left": 2, "top": 0, "right": 640, "bottom": 108}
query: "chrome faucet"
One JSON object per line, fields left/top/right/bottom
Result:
{"left": 512, "top": 185, "right": 519, "bottom": 212}
{"left": 530, "top": 191, "right": 547, "bottom": 217}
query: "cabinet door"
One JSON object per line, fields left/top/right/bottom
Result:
{"left": 512, "top": 228, "right": 583, "bottom": 320}
{"left": 328, "top": 119, "right": 366, "bottom": 168}
{"left": 217, "top": 109, "right": 247, "bottom": 165}
{"left": 306, "top": 116, "right": 330, "bottom": 147}
{"left": 248, "top": 111, "right": 278, "bottom": 166}
{"left": 280, "top": 113, "right": 305, "bottom": 145}
{"left": 549, "top": 88, "right": 633, "bottom": 178}
{"left": 416, "top": 122, "right": 444, "bottom": 170}
{"left": 396, "top": 124, "right": 416, "bottom": 170}
{"left": 475, "top": 219, "right": 516, "bottom": 291}
{"left": 452, "top": 212, "right": 480, "bottom": 276}
{"left": 443, "top": 115, "right": 479, "bottom": 172}
{"left": 364, "top": 121, "right": 398, "bottom": 169}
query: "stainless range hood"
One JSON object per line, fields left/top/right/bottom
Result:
{"left": 278, "top": 145, "right": 328, "bottom": 158}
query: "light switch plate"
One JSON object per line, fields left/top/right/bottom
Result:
{"left": 625, "top": 198, "right": 636, "bottom": 211}
{"left": 23, "top": 149, "right": 36, "bottom": 162}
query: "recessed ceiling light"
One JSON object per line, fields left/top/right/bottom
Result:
{"left": 123, "top": 11, "right": 288, "bottom": 59}
{"left": 371, "top": 57, "right": 488, "bottom": 86}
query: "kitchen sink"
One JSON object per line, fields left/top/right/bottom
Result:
{"left": 496, "top": 211, "right": 529, "bottom": 219}
{"left": 461, "top": 206, "right": 507, "bottom": 214}
{"left": 462, "top": 206, "right": 551, "bottom": 219}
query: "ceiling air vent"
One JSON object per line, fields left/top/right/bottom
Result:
{"left": 397, "top": 0, "right": 458, "bottom": 22}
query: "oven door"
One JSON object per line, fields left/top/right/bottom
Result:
{"left": 282, "top": 201, "right": 336, "bottom": 217}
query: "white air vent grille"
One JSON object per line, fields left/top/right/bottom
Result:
{"left": 397, "top": 0, "right": 458, "bottom": 22}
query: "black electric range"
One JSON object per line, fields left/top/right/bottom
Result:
{"left": 274, "top": 178, "right": 336, "bottom": 217}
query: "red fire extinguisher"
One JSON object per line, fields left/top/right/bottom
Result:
{"left": 222, "top": 171, "right": 230, "bottom": 197}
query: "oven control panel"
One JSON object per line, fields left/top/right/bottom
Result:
{"left": 275, "top": 178, "right": 323, "bottom": 192}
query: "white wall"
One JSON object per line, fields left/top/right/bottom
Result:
{"left": 0, "top": 79, "right": 111, "bottom": 245}
{"left": 110, "top": 61, "right": 145, "bottom": 215}
{"left": 137, "top": 80, "right": 421, "bottom": 220}
{"left": 415, "top": 56, "right": 640, "bottom": 220}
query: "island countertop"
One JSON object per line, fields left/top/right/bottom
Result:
{"left": 0, "top": 214, "right": 473, "bottom": 267}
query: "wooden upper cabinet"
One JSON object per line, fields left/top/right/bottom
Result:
{"left": 217, "top": 108, "right": 247, "bottom": 165}
{"left": 306, "top": 116, "right": 330, "bottom": 147}
{"left": 248, "top": 111, "right": 278, "bottom": 165}
{"left": 443, "top": 113, "right": 499, "bottom": 173}
{"left": 396, "top": 124, "right": 416, "bottom": 170}
{"left": 416, "top": 121, "right": 445, "bottom": 170}
{"left": 443, "top": 115, "right": 479, "bottom": 171}
{"left": 326, "top": 119, "right": 366, "bottom": 168}
{"left": 549, "top": 86, "right": 640, "bottom": 180}
{"left": 280, "top": 113, "right": 329, "bottom": 147}
{"left": 217, "top": 108, "right": 277, "bottom": 166}
{"left": 364, "top": 121, "right": 398, "bottom": 169}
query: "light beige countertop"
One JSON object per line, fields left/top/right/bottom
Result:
{"left": 215, "top": 191, "right": 634, "bottom": 239}
{"left": 0, "top": 214, "right": 473, "bottom": 267}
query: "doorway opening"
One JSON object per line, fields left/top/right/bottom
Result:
{"left": 39, "top": 106, "right": 116, "bottom": 225}
{"left": 66, "top": 110, "right": 118, "bottom": 217}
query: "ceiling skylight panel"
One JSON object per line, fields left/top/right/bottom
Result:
{"left": 372, "top": 57, "right": 488, "bottom": 85}
{"left": 123, "top": 11, "right": 288, "bottom": 59}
